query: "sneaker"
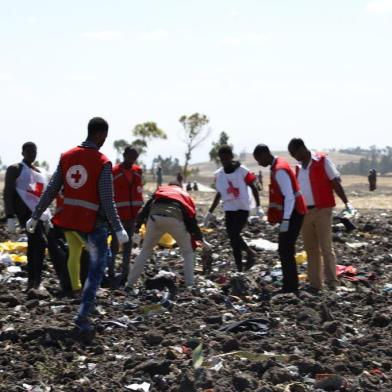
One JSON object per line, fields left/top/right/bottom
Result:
{"left": 74, "top": 316, "right": 94, "bottom": 333}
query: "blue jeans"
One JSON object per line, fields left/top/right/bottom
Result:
{"left": 78, "top": 225, "right": 109, "bottom": 318}
{"left": 108, "top": 220, "right": 135, "bottom": 280}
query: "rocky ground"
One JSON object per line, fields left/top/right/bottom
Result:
{"left": 1, "top": 193, "right": 392, "bottom": 391}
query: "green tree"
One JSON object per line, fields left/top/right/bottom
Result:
{"left": 152, "top": 155, "right": 182, "bottom": 176}
{"left": 113, "top": 139, "right": 129, "bottom": 161}
{"left": 179, "top": 113, "right": 210, "bottom": 181}
{"left": 34, "top": 160, "right": 50, "bottom": 171}
{"left": 209, "top": 131, "right": 231, "bottom": 166}
{"left": 132, "top": 122, "right": 167, "bottom": 155}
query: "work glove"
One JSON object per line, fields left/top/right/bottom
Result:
{"left": 279, "top": 219, "right": 290, "bottom": 233}
{"left": 255, "top": 206, "right": 264, "bottom": 218}
{"left": 43, "top": 219, "right": 53, "bottom": 234}
{"left": 203, "top": 212, "right": 214, "bottom": 226}
{"left": 7, "top": 218, "right": 17, "bottom": 233}
{"left": 116, "top": 229, "right": 129, "bottom": 245}
{"left": 26, "top": 218, "right": 38, "bottom": 234}
{"left": 202, "top": 239, "right": 212, "bottom": 250}
{"left": 339, "top": 202, "right": 356, "bottom": 219}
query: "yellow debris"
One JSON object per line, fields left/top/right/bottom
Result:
{"left": 139, "top": 224, "right": 177, "bottom": 248}
{"left": 10, "top": 254, "right": 27, "bottom": 263}
{"left": 0, "top": 241, "right": 28, "bottom": 253}
{"left": 295, "top": 251, "right": 307, "bottom": 264}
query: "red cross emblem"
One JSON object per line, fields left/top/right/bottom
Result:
{"left": 66, "top": 165, "right": 88, "bottom": 189}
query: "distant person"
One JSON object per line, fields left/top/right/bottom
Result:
{"left": 257, "top": 170, "right": 263, "bottom": 191}
{"left": 109, "top": 146, "right": 143, "bottom": 284}
{"left": 26, "top": 117, "right": 129, "bottom": 332}
{"left": 368, "top": 169, "right": 377, "bottom": 191}
{"left": 253, "top": 144, "right": 307, "bottom": 294}
{"left": 176, "top": 171, "right": 183, "bottom": 188}
{"left": 205, "top": 145, "right": 261, "bottom": 272}
{"left": 288, "top": 138, "right": 353, "bottom": 292}
{"left": 3, "top": 142, "right": 69, "bottom": 292}
{"left": 193, "top": 181, "right": 198, "bottom": 191}
{"left": 126, "top": 182, "right": 207, "bottom": 289}
{"left": 156, "top": 167, "right": 163, "bottom": 187}
{"left": 186, "top": 182, "right": 192, "bottom": 191}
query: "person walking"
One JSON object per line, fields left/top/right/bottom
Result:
{"left": 205, "top": 145, "right": 261, "bottom": 272}
{"left": 253, "top": 144, "right": 307, "bottom": 294}
{"left": 126, "top": 182, "right": 206, "bottom": 289}
{"left": 3, "top": 142, "right": 69, "bottom": 291}
{"left": 288, "top": 138, "right": 353, "bottom": 291}
{"left": 109, "top": 146, "right": 143, "bottom": 284}
{"left": 26, "top": 117, "right": 129, "bottom": 332}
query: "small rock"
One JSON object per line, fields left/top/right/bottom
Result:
{"left": 25, "top": 299, "right": 40, "bottom": 309}
{"left": 222, "top": 338, "right": 240, "bottom": 353}
{"left": 371, "top": 313, "right": 390, "bottom": 328}
{"left": 232, "top": 373, "right": 251, "bottom": 391}
{"left": 0, "top": 294, "right": 20, "bottom": 307}
{"left": 135, "top": 360, "right": 171, "bottom": 376}
{"left": 144, "top": 333, "right": 163, "bottom": 346}
{"left": 314, "top": 374, "right": 346, "bottom": 391}
{"left": 204, "top": 315, "right": 222, "bottom": 324}
{"left": 179, "top": 373, "right": 196, "bottom": 392}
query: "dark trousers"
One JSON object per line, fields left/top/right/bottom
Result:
{"left": 108, "top": 220, "right": 135, "bottom": 281}
{"left": 278, "top": 210, "right": 304, "bottom": 292}
{"left": 27, "top": 221, "right": 47, "bottom": 289}
{"left": 27, "top": 222, "right": 71, "bottom": 291}
{"left": 225, "top": 210, "right": 251, "bottom": 272}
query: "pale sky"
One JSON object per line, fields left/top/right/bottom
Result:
{"left": 1, "top": 0, "right": 391, "bottom": 170}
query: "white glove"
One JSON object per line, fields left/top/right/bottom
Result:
{"left": 279, "top": 219, "right": 289, "bottom": 233}
{"left": 202, "top": 239, "right": 212, "bottom": 250}
{"left": 7, "top": 218, "right": 17, "bottom": 233}
{"left": 43, "top": 219, "right": 54, "bottom": 234}
{"left": 339, "top": 203, "right": 356, "bottom": 219}
{"left": 26, "top": 218, "right": 38, "bottom": 234}
{"left": 116, "top": 229, "right": 129, "bottom": 245}
{"left": 203, "top": 212, "right": 214, "bottom": 226}
{"left": 256, "top": 206, "right": 264, "bottom": 217}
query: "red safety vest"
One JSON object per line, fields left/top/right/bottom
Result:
{"left": 56, "top": 146, "right": 109, "bottom": 233}
{"left": 269, "top": 157, "right": 307, "bottom": 224}
{"left": 112, "top": 163, "right": 144, "bottom": 221}
{"left": 154, "top": 185, "right": 196, "bottom": 218}
{"left": 51, "top": 193, "right": 64, "bottom": 227}
{"left": 295, "top": 153, "right": 336, "bottom": 208}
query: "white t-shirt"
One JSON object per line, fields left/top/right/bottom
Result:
{"left": 215, "top": 165, "right": 254, "bottom": 211}
{"left": 274, "top": 167, "right": 296, "bottom": 220}
{"left": 297, "top": 153, "right": 340, "bottom": 206}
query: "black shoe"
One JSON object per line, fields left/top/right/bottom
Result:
{"left": 303, "top": 285, "right": 321, "bottom": 295}
{"left": 244, "top": 253, "right": 256, "bottom": 271}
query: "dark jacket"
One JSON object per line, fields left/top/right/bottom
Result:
{"left": 3, "top": 163, "right": 32, "bottom": 226}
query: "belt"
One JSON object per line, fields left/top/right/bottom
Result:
{"left": 307, "top": 205, "right": 315, "bottom": 209}
{"left": 149, "top": 213, "right": 169, "bottom": 222}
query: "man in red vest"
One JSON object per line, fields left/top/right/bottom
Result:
{"left": 253, "top": 144, "right": 307, "bottom": 294}
{"left": 126, "top": 182, "right": 206, "bottom": 289}
{"left": 288, "top": 138, "right": 353, "bottom": 292}
{"left": 109, "top": 146, "right": 143, "bottom": 284}
{"left": 26, "top": 117, "right": 129, "bottom": 332}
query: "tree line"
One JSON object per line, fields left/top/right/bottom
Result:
{"left": 338, "top": 146, "right": 392, "bottom": 175}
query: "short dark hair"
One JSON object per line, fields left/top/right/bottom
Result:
{"left": 124, "top": 145, "right": 139, "bottom": 155}
{"left": 253, "top": 144, "right": 270, "bottom": 156}
{"left": 288, "top": 138, "right": 305, "bottom": 151}
{"left": 218, "top": 144, "right": 233, "bottom": 156}
{"left": 22, "top": 142, "right": 37, "bottom": 152}
{"left": 87, "top": 117, "right": 108, "bottom": 137}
